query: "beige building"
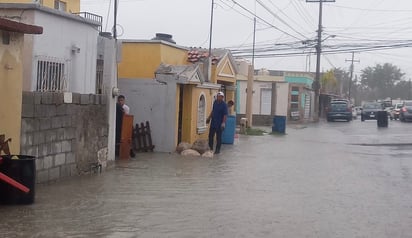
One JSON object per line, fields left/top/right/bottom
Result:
{"left": 0, "top": 17, "right": 42, "bottom": 153}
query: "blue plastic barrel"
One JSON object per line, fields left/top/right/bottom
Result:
{"left": 272, "top": 116, "right": 286, "bottom": 134}
{"left": 222, "top": 115, "right": 236, "bottom": 144}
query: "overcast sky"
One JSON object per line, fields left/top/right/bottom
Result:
{"left": 81, "top": 0, "right": 412, "bottom": 80}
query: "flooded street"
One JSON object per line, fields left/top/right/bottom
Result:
{"left": 1, "top": 119, "right": 412, "bottom": 238}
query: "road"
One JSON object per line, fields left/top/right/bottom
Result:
{"left": 1, "top": 118, "right": 412, "bottom": 238}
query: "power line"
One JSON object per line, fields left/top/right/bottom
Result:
{"left": 330, "top": 4, "right": 412, "bottom": 12}
{"left": 224, "top": 0, "right": 307, "bottom": 41}
{"left": 256, "top": 0, "right": 308, "bottom": 39}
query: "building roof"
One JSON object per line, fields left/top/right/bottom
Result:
{"left": 187, "top": 47, "right": 238, "bottom": 74}
{"left": 155, "top": 63, "right": 205, "bottom": 84}
{"left": 0, "top": 3, "right": 101, "bottom": 27}
{"left": 0, "top": 17, "right": 42, "bottom": 34}
{"left": 122, "top": 39, "right": 189, "bottom": 51}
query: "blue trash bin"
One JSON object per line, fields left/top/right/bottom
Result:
{"left": 272, "top": 116, "right": 286, "bottom": 134}
{"left": 222, "top": 115, "right": 236, "bottom": 144}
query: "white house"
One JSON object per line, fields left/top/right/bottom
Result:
{"left": 0, "top": 3, "right": 101, "bottom": 93}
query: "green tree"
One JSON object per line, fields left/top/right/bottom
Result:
{"left": 333, "top": 68, "right": 350, "bottom": 96}
{"left": 360, "top": 63, "right": 404, "bottom": 99}
{"left": 321, "top": 69, "right": 338, "bottom": 93}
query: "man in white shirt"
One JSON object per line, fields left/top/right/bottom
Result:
{"left": 117, "top": 95, "right": 130, "bottom": 114}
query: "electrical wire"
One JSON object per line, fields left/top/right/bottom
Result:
{"left": 223, "top": 0, "right": 307, "bottom": 41}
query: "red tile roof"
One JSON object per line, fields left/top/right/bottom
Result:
{"left": 0, "top": 17, "right": 42, "bottom": 34}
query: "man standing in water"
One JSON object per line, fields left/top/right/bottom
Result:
{"left": 207, "top": 92, "right": 228, "bottom": 154}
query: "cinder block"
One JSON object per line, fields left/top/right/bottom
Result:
{"left": 26, "top": 146, "right": 38, "bottom": 157}
{"left": 43, "top": 155, "right": 54, "bottom": 169}
{"left": 67, "top": 104, "right": 77, "bottom": 115}
{"left": 54, "top": 153, "right": 66, "bottom": 166}
{"left": 38, "top": 144, "right": 49, "bottom": 157}
{"left": 72, "top": 93, "right": 80, "bottom": 104}
{"left": 61, "top": 116, "right": 71, "bottom": 127}
{"left": 22, "top": 91, "right": 34, "bottom": 104}
{"left": 46, "top": 106, "right": 57, "bottom": 117}
{"left": 49, "top": 142, "right": 62, "bottom": 154}
{"left": 39, "top": 118, "right": 51, "bottom": 130}
{"left": 34, "top": 92, "right": 42, "bottom": 105}
{"left": 33, "top": 131, "right": 46, "bottom": 145}
{"left": 56, "top": 128, "right": 65, "bottom": 141}
{"left": 56, "top": 104, "right": 67, "bottom": 116}
{"left": 53, "top": 92, "right": 64, "bottom": 105}
{"left": 49, "top": 167, "right": 60, "bottom": 181}
{"left": 64, "top": 128, "right": 75, "bottom": 140}
{"left": 45, "top": 130, "right": 57, "bottom": 143}
{"left": 22, "top": 103, "right": 35, "bottom": 118}
{"left": 41, "top": 93, "right": 54, "bottom": 104}
{"left": 66, "top": 152, "right": 76, "bottom": 164}
{"left": 60, "top": 164, "right": 71, "bottom": 178}
{"left": 34, "top": 105, "right": 47, "bottom": 118}
{"left": 21, "top": 118, "right": 39, "bottom": 133}
{"left": 51, "top": 116, "right": 63, "bottom": 129}
{"left": 71, "top": 139, "right": 77, "bottom": 151}
{"left": 70, "top": 164, "right": 78, "bottom": 176}
{"left": 80, "top": 94, "right": 90, "bottom": 105}
{"left": 21, "top": 132, "right": 34, "bottom": 146}
{"left": 36, "top": 170, "right": 49, "bottom": 183}
{"left": 61, "top": 140, "right": 71, "bottom": 152}
{"left": 35, "top": 157, "right": 44, "bottom": 170}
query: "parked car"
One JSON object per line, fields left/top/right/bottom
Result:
{"left": 326, "top": 100, "right": 352, "bottom": 122}
{"left": 361, "top": 102, "right": 383, "bottom": 121}
{"left": 399, "top": 101, "right": 412, "bottom": 122}
{"left": 389, "top": 103, "right": 403, "bottom": 120}
{"left": 354, "top": 106, "right": 362, "bottom": 115}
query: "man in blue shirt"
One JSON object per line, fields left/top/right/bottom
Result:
{"left": 207, "top": 91, "right": 228, "bottom": 154}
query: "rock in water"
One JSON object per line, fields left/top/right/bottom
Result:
{"left": 181, "top": 149, "right": 201, "bottom": 157}
{"left": 192, "top": 139, "right": 210, "bottom": 154}
{"left": 176, "top": 142, "right": 192, "bottom": 154}
{"left": 201, "top": 150, "right": 214, "bottom": 158}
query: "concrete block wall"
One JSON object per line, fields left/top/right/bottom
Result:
{"left": 20, "top": 92, "right": 108, "bottom": 183}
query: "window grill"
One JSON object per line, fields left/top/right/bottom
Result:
{"left": 35, "top": 56, "right": 69, "bottom": 92}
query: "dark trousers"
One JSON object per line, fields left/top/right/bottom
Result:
{"left": 208, "top": 127, "right": 223, "bottom": 152}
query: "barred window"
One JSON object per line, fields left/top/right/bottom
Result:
{"left": 36, "top": 59, "right": 67, "bottom": 92}
{"left": 54, "top": 0, "right": 66, "bottom": 11}
{"left": 197, "top": 94, "right": 207, "bottom": 134}
{"left": 96, "top": 59, "right": 104, "bottom": 94}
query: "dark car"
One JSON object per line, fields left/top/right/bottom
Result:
{"left": 326, "top": 100, "right": 352, "bottom": 122}
{"left": 400, "top": 101, "right": 412, "bottom": 122}
{"left": 361, "top": 102, "right": 383, "bottom": 121}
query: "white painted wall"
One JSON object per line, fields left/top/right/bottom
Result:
{"left": 238, "top": 80, "right": 272, "bottom": 114}
{"left": 30, "top": 10, "right": 98, "bottom": 93}
{"left": 274, "top": 82, "right": 289, "bottom": 116}
{"left": 98, "top": 36, "right": 117, "bottom": 161}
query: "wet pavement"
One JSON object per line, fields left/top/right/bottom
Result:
{"left": 1, "top": 119, "right": 412, "bottom": 237}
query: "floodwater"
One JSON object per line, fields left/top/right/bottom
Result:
{"left": 1, "top": 119, "right": 412, "bottom": 238}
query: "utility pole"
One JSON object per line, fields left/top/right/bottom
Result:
{"left": 345, "top": 52, "right": 360, "bottom": 102}
{"left": 114, "top": 0, "right": 118, "bottom": 39}
{"left": 246, "top": 2, "right": 257, "bottom": 127}
{"left": 306, "top": 0, "right": 335, "bottom": 119}
{"left": 207, "top": 0, "right": 215, "bottom": 82}
{"left": 409, "top": 78, "right": 411, "bottom": 100}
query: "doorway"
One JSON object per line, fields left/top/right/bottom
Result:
{"left": 177, "top": 84, "right": 184, "bottom": 144}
